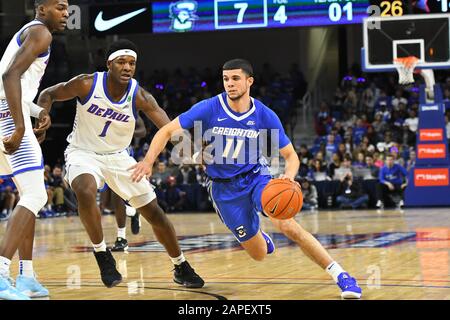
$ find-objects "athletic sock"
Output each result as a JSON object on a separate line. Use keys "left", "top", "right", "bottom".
{"left": 92, "top": 240, "right": 107, "bottom": 252}
{"left": 170, "top": 253, "right": 186, "bottom": 266}
{"left": 19, "top": 260, "right": 34, "bottom": 278}
{"left": 117, "top": 227, "right": 126, "bottom": 239}
{"left": 325, "top": 261, "right": 345, "bottom": 283}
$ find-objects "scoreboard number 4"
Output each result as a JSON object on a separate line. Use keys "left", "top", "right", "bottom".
{"left": 274, "top": 5, "right": 287, "bottom": 24}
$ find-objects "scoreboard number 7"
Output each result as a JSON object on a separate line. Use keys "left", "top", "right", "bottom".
{"left": 234, "top": 2, "right": 249, "bottom": 23}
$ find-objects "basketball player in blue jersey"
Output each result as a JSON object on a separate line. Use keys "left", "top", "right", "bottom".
{"left": 0, "top": 0, "right": 69, "bottom": 300}
{"left": 37, "top": 40, "right": 204, "bottom": 289}
{"left": 130, "top": 59, "right": 362, "bottom": 299}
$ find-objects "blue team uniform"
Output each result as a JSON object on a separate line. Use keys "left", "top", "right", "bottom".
{"left": 178, "top": 92, "right": 291, "bottom": 242}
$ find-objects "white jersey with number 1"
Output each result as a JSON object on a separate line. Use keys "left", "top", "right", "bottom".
{"left": 67, "top": 71, "right": 138, "bottom": 154}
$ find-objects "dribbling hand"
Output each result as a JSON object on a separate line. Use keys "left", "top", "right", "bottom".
{"left": 128, "top": 161, "right": 153, "bottom": 183}
{"left": 278, "top": 174, "right": 301, "bottom": 189}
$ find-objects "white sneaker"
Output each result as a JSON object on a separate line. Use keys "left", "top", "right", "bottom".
{"left": 376, "top": 200, "right": 384, "bottom": 209}
{"left": 397, "top": 200, "right": 404, "bottom": 209}
{"left": 0, "top": 275, "right": 30, "bottom": 300}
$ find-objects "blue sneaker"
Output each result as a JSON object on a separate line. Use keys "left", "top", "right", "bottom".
{"left": 0, "top": 275, "right": 30, "bottom": 300}
{"left": 15, "top": 275, "right": 49, "bottom": 298}
{"left": 337, "top": 272, "right": 362, "bottom": 299}
{"left": 261, "top": 230, "right": 275, "bottom": 254}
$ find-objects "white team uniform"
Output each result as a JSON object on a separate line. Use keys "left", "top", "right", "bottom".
{"left": 0, "top": 20, "right": 49, "bottom": 176}
{"left": 64, "top": 71, "right": 156, "bottom": 208}
{"left": 0, "top": 20, "right": 50, "bottom": 215}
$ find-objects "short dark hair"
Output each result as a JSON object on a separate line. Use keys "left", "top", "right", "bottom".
{"left": 34, "top": 0, "right": 49, "bottom": 9}
{"left": 222, "top": 59, "right": 253, "bottom": 77}
{"left": 106, "top": 39, "right": 139, "bottom": 61}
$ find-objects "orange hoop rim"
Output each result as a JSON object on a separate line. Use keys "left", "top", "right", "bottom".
{"left": 393, "top": 56, "right": 419, "bottom": 68}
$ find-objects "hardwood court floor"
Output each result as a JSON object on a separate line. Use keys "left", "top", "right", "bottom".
{"left": 1, "top": 208, "right": 449, "bottom": 300}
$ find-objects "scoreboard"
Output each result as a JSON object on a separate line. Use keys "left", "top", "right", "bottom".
{"left": 152, "top": 0, "right": 370, "bottom": 33}
{"left": 86, "top": 1, "right": 450, "bottom": 35}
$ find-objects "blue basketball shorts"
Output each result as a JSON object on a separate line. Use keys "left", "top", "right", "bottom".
{"left": 207, "top": 170, "right": 272, "bottom": 242}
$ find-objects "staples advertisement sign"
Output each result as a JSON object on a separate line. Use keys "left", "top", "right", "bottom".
{"left": 419, "top": 129, "right": 443, "bottom": 142}
{"left": 417, "top": 144, "right": 446, "bottom": 159}
{"left": 415, "top": 168, "right": 449, "bottom": 187}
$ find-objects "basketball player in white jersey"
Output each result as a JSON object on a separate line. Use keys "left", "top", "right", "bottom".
{"left": 37, "top": 39, "right": 204, "bottom": 288}
{"left": 0, "top": 0, "right": 69, "bottom": 300}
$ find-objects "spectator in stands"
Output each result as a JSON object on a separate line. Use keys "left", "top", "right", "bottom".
{"left": 391, "top": 88, "right": 408, "bottom": 110}
{"left": 372, "top": 113, "right": 387, "bottom": 140}
{"left": 403, "top": 109, "right": 418, "bottom": 146}
{"left": 325, "top": 134, "right": 338, "bottom": 163}
{"left": 309, "top": 159, "right": 327, "bottom": 181}
{"left": 330, "top": 126, "right": 343, "bottom": 145}
{"left": 152, "top": 161, "right": 171, "bottom": 186}
{"left": 406, "top": 149, "right": 416, "bottom": 171}
{"left": 365, "top": 155, "right": 380, "bottom": 179}
{"left": 298, "top": 144, "right": 313, "bottom": 165}
{"left": 176, "top": 165, "right": 197, "bottom": 185}
{"left": 298, "top": 178, "right": 318, "bottom": 210}
{"left": 315, "top": 101, "right": 332, "bottom": 136}
{"left": 297, "top": 155, "right": 310, "bottom": 178}
{"left": 361, "top": 86, "right": 376, "bottom": 113}
{"left": 376, "top": 154, "right": 408, "bottom": 209}
{"left": 374, "top": 152, "right": 384, "bottom": 168}
{"left": 0, "top": 177, "right": 17, "bottom": 221}
{"left": 353, "top": 152, "right": 366, "bottom": 168}
{"left": 336, "top": 172, "right": 369, "bottom": 209}
{"left": 376, "top": 131, "right": 395, "bottom": 154}
{"left": 48, "top": 165, "right": 66, "bottom": 216}
{"left": 374, "top": 90, "right": 392, "bottom": 112}
{"left": 343, "top": 88, "right": 358, "bottom": 110}
{"left": 336, "top": 143, "right": 347, "bottom": 161}
{"left": 327, "top": 153, "right": 341, "bottom": 179}
{"left": 165, "top": 176, "right": 186, "bottom": 213}
{"left": 353, "top": 118, "right": 368, "bottom": 146}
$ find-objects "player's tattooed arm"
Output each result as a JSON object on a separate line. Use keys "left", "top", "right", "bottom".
{"left": 135, "top": 86, "right": 171, "bottom": 129}
{"left": 37, "top": 74, "right": 94, "bottom": 112}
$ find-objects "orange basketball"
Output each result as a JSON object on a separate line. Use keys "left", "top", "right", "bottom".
{"left": 261, "top": 178, "right": 303, "bottom": 220}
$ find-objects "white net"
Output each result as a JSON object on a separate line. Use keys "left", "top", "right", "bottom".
{"left": 394, "top": 56, "right": 419, "bottom": 85}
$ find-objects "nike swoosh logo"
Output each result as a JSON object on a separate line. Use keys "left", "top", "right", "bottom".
{"left": 218, "top": 118, "right": 227, "bottom": 122}
{"left": 94, "top": 8, "right": 147, "bottom": 32}
{"left": 269, "top": 197, "right": 281, "bottom": 215}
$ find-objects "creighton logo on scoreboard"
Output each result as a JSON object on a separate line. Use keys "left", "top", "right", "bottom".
{"left": 169, "top": 0, "right": 199, "bottom": 32}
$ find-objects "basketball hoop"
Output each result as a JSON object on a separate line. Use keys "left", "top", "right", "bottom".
{"left": 394, "top": 56, "right": 419, "bottom": 85}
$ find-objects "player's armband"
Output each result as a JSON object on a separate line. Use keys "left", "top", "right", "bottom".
{"left": 29, "top": 102, "right": 44, "bottom": 118}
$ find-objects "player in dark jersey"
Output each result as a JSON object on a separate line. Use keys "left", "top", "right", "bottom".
{"left": 130, "top": 59, "right": 362, "bottom": 299}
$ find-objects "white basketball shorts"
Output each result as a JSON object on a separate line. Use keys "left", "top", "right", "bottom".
{"left": 64, "top": 146, "right": 156, "bottom": 208}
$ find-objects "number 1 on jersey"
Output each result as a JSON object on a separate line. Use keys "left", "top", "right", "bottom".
{"left": 99, "top": 120, "right": 112, "bottom": 137}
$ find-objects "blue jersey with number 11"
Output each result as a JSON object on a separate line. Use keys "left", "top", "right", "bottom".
{"left": 178, "top": 92, "right": 290, "bottom": 179}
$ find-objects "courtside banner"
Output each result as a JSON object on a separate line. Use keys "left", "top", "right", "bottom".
{"left": 419, "top": 129, "right": 443, "bottom": 142}
{"left": 414, "top": 168, "right": 449, "bottom": 186}
{"left": 417, "top": 144, "right": 446, "bottom": 159}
